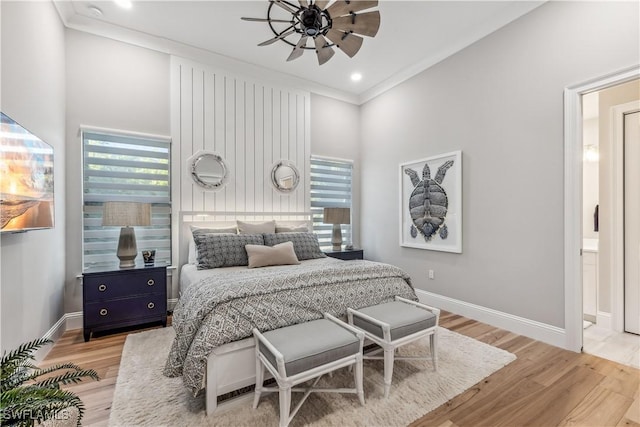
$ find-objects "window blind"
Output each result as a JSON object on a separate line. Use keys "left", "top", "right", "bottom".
{"left": 310, "top": 157, "right": 352, "bottom": 249}
{"left": 82, "top": 131, "right": 171, "bottom": 269}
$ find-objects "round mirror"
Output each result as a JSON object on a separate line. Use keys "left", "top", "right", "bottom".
{"left": 271, "top": 160, "right": 300, "bottom": 193}
{"left": 189, "top": 151, "right": 229, "bottom": 190}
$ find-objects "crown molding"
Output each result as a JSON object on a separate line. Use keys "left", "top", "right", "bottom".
{"left": 53, "top": 0, "right": 545, "bottom": 107}
{"left": 52, "top": 0, "right": 360, "bottom": 105}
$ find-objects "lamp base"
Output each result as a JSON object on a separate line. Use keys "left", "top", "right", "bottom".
{"left": 117, "top": 226, "right": 138, "bottom": 269}
{"left": 331, "top": 224, "right": 343, "bottom": 252}
{"left": 118, "top": 258, "right": 136, "bottom": 269}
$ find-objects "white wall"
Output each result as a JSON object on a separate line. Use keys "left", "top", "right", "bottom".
{"left": 64, "top": 29, "right": 170, "bottom": 312}
{"left": 310, "top": 94, "right": 361, "bottom": 248}
{"left": 1, "top": 1, "right": 67, "bottom": 351}
{"left": 360, "top": 1, "right": 639, "bottom": 328}
{"left": 172, "top": 57, "right": 310, "bottom": 216}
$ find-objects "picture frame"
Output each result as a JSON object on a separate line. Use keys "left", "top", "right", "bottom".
{"left": 399, "top": 150, "right": 462, "bottom": 253}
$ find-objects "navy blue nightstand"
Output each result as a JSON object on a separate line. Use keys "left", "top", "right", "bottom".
{"left": 324, "top": 249, "right": 364, "bottom": 261}
{"left": 82, "top": 264, "right": 167, "bottom": 341}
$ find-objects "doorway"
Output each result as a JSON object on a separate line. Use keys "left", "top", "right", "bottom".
{"left": 580, "top": 85, "right": 640, "bottom": 368}
{"left": 624, "top": 110, "right": 639, "bottom": 335}
{"left": 563, "top": 66, "right": 639, "bottom": 365}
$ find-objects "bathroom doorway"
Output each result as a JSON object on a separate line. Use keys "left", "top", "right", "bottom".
{"left": 580, "top": 80, "right": 640, "bottom": 369}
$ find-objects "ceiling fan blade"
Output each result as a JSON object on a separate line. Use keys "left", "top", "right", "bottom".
{"left": 331, "top": 10, "right": 380, "bottom": 37}
{"left": 241, "top": 17, "right": 294, "bottom": 23}
{"left": 287, "top": 36, "right": 308, "bottom": 61}
{"left": 258, "top": 28, "right": 296, "bottom": 46}
{"left": 326, "top": 29, "right": 363, "bottom": 57}
{"left": 298, "top": 0, "right": 309, "bottom": 6}
{"left": 314, "top": 34, "right": 335, "bottom": 65}
{"left": 272, "top": 0, "right": 299, "bottom": 14}
{"left": 313, "top": 0, "right": 329, "bottom": 10}
{"left": 326, "top": 0, "right": 377, "bottom": 18}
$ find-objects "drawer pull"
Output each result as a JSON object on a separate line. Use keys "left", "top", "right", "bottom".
{"left": 99, "top": 308, "right": 108, "bottom": 316}
{"left": 147, "top": 279, "right": 155, "bottom": 286}
{"left": 147, "top": 302, "right": 155, "bottom": 309}
{"left": 98, "top": 284, "right": 107, "bottom": 292}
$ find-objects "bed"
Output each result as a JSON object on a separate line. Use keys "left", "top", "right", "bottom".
{"left": 164, "top": 212, "right": 418, "bottom": 415}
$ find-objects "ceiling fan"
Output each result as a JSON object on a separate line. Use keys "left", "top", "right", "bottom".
{"left": 241, "top": 0, "right": 381, "bottom": 65}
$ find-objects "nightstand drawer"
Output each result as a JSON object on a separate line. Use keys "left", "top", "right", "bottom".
{"left": 84, "top": 269, "right": 165, "bottom": 301}
{"left": 84, "top": 294, "right": 167, "bottom": 326}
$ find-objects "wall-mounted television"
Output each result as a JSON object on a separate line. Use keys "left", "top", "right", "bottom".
{"left": 0, "top": 112, "right": 55, "bottom": 233}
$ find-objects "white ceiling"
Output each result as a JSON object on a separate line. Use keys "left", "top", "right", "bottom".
{"left": 54, "top": 0, "right": 544, "bottom": 104}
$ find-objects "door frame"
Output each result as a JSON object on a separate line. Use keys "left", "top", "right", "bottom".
{"left": 563, "top": 65, "right": 640, "bottom": 352}
{"left": 616, "top": 102, "right": 640, "bottom": 333}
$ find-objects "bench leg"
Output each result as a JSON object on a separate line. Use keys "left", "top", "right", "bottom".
{"left": 253, "top": 358, "right": 264, "bottom": 409}
{"left": 354, "top": 355, "right": 365, "bottom": 405}
{"left": 279, "top": 385, "right": 292, "bottom": 427}
{"left": 430, "top": 332, "right": 438, "bottom": 371}
{"left": 383, "top": 348, "right": 395, "bottom": 398}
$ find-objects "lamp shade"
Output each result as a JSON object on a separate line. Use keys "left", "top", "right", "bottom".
{"left": 323, "top": 207, "right": 350, "bottom": 225}
{"left": 102, "top": 202, "right": 151, "bottom": 227}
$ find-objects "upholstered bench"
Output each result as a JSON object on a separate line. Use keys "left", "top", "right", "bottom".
{"left": 252, "top": 314, "right": 365, "bottom": 427}
{"left": 347, "top": 296, "right": 440, "bottom": 398}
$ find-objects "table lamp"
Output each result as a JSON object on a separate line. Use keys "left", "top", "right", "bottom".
{"left": 323, "top": 207, "right": 350, "bottom": 251}
{"left": 102, "top": 201, "right": 151, "bottom": 268}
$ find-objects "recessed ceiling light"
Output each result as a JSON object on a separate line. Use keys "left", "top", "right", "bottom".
{"left": 88, "top": 6, "right": 103, "bottom": 17}
{"left": 113, "top": 0, "right": 132, "bottom": 9}
{"left": 351, "top": 72, "right": 363, "bottom": 82}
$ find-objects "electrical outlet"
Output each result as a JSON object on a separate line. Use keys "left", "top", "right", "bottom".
{"left": 428, "top": 269, "right": 435, "bottom": 280}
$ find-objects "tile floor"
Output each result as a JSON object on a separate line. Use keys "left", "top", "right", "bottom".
{"left": 583, "top": 324, "right": 640, "bottom": 369}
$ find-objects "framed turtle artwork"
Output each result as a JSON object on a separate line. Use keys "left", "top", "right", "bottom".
{"left": 399, "top": 151, "right": 462, "bottom": 253}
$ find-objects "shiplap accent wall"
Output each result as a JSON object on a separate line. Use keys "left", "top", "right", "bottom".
{"left": 170, "top": 56, "right": 311, "bottom": 215}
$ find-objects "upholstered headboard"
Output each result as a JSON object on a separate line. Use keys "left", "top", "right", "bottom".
{"left": 177, "top": 211, "right": 313, "bottom": 268}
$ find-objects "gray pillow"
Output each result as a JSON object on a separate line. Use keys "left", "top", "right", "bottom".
{"left": 237, "top": 220, "right": 276, "bottom": 234}
{"left": 194, "top": 233, "right": 264, "bottom": 269}
{"left": 189, "top": 226, "right": 238, "bottom": 264}
{"left": 275, "top": 225, "right": 309, "bottom": 233}
{"left": 263, "top": 232, "right": 326, "bottom": 261}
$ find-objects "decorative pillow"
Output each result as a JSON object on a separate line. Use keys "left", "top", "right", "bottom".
{"left": 188, "top": 226, "right": 238, "bottom": 264}
{"left": 194, "top": 233, "right": 264, "bottom": 269}
{"left": 263, "top": 232, "right": 326, "bottom": 261}
{"left": 275, "top": 225, "right": 309, "bottom": 233}
{"left": 237, "top": 220, "right": 276, "bottom": 235}
{"left": 245, "top": 241, "right": 300, "bottom": 268}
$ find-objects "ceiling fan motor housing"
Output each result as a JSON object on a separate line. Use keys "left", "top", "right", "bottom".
{"left": 301, "top": 6, "right": 323, "bottom": 36}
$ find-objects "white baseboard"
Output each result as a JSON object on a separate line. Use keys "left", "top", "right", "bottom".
{"left": 36, "top": 301, "right": 174, "bottom": 361}
{"left": 40, "top": 293, "right": 567, "bottom": 358}
{"left": 415, "top": 289, "right": 567, "bottom": 349}
{"left": 596, "top": 311, "right": 612, "bottom": 330}
{"left": 64, "top": 311, "right": 84, "bottom": 331}
{"left": 34, "top": 312, "right": 83, "bottom": 362}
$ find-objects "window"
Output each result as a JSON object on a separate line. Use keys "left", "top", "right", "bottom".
{"left": 82, "top": 131, "right": 171, "bottom": 269}
{"left": 310, "top": 156, "right": 352, "bottom": 249}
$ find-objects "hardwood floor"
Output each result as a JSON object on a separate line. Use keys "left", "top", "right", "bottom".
{"left": 41, "top": 312, "right": 640, "bottom": 427}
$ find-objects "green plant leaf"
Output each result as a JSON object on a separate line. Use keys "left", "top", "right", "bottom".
{"left": 0, "top": 338, "right": 99, "bottom": 427}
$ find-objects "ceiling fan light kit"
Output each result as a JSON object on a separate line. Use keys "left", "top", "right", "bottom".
{"left": 242, "top": 0, "right": 381, "bottom": 65}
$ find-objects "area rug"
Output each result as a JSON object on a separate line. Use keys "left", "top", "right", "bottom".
{"left": 109, "top": 327, "right": 515, "bottom": 427}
